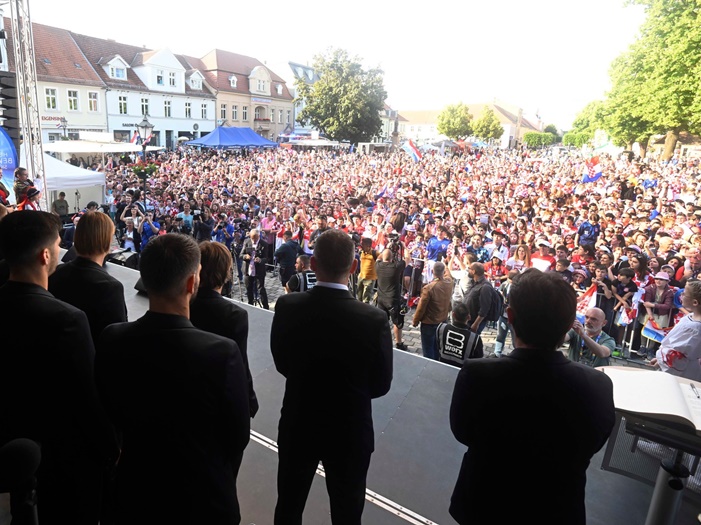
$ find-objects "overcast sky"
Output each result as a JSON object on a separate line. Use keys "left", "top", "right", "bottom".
{"left": 22, "top": 0, "right": 647, "bottom": 128}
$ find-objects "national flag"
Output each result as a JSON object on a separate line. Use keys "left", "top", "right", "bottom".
{"left": 401, "top": 139, "right": 422, "bottom": 162}
{"left": 642, "top": 320, "right": 668, "bottom": 344}
{"left": 375, "top": 184, "right": 387, "bottom": 199}
{"left": 142, "top": 134, "right": 152, "bottom": 145}
{"left": 575, "top": 284, "right": 598, "bottom": 323}
{"left": 583, "top": 156, "right": 602, "bottom": 183}
{"left": 130, "top": 132, "right": 140, "bottom": 144}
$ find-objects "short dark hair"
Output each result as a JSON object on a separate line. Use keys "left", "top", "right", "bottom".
{"left": 509, "top": 268, "right": 576, "bottom": 350}
{"left": 140, "top": 234, "right": 201, "bottom": 298}
{"left": 618, "top": 268, "right": 635, "bottom": 279}
{"left": 0, "top": 211, "right": 60, "bottom": 267}
{"left": 297, "top": 254, "right": 311, "bottom": 268}
{"left": 198, "top": 241, "right": 232, "bottom": 290}
{"left": 313, "top": 229, "right": 354, "bottom": 281}
{"left": 470, "top": 262, "right": 485, "bottom": 277}
{"left": 451, "top": 302, "right": 469, "bottom": 324}
{"left": 74, "top": 211, "right": 114, "bottom": 257}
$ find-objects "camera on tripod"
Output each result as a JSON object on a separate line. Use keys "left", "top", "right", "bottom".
{"left": 386, "top": 232, "right": 402, "bottom": 260}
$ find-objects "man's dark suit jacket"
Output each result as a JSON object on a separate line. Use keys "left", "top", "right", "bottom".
{"left": 0, "top": 281, "right": 118, "bottom": 525}
{"left": 190, "top": 288, "right": 259, "bottom": 417}
{"left": 240, "top": 237, "right": 269, "bottom": 275}
{"left": 96, "top": 312, "right": 250, "bottom": 525}
{"left": 449, "top": 348, "right": 615, "bottom": 525}
{"left": 48, "top": 257, "right": 128, "bottom": 343}
{"left": 271, "top": 285, "right": 393, "bottom": 454}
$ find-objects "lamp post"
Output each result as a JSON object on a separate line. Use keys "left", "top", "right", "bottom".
{"left": 136, "top": 114, "right": 155, "bottom": 210}
{"left": 59, "top": 117, "right": 68, "bottom": 138}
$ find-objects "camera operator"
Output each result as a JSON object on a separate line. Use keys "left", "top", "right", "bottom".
{"left": 167, "top": 216, "right": 187, "bottom": 234}
{"left": 213, "top": 213, "right": 235, "bottom": 251}
{"left": 137, "top": 209, "right": 160, "bottom": 251}
{"left": 375, "top": 248, "right": 408, "bottom": 350}
{"left": 193, "top": 207, "right": 215, "bottom": 243}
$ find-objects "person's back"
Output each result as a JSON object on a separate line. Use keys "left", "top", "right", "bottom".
{"left": 0, "top": 211, "right": 118, "bottom": 525}
{"left": 450, "top": 269, "right": 615, "bottom": 525}
{"left": 95, "top": 234, "right": 250, "bottom": 524}
{"left": 271, "top": 229, "right": 393, "bottom": 524}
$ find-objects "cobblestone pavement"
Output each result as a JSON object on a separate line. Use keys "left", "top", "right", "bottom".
{"left": 232, "top": 270, "right": 511, "bottom": 357}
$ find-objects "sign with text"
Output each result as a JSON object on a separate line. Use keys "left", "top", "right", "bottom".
{"left": 0, "top": 127, "right": 18, "bottom": 205}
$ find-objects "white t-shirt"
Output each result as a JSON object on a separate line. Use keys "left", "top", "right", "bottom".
{"left": 656, "top": 314, "right": 701, "bottom": 381}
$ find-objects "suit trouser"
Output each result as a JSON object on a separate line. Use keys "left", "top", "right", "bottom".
{"left": 274, "top": 443, "right": 371, "bottom": 525}
{"left": 245, "top": 273, "right": 269, "bottom": 309}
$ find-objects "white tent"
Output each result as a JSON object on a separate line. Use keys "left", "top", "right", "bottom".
{"left": 20, "top": 145, "right": 105, "bottom": 212}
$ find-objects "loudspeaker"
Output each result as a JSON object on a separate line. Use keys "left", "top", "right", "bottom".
{"left": 106, "top": 251, "right": 139, "bottom": 270}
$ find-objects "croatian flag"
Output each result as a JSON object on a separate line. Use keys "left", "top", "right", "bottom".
{"left": 130, "top": 132, "right": 140, "bottom": 144}
{"left": 402, "top": 140, "right": 422, "bottom": 162}
{"left": 583, "top": 156, "right": 602, "bottom": 183}
{"left": 142, "top": 134, "right": 152, "bottom": 145}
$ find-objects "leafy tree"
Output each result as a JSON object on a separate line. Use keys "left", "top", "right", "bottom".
{"left": 436, "top": 102, "right": 473, "bottom": 140}
{"left": 562, "top": 132, "right": 591, "bottom": 148}
{"left": 544, "top": 124, "right": 562, "bottom": 143}
{"left": 614, "top": 0, "right": 701, "bottom": 158}
{"left": 522, "top": 132, "right": 554, "bottom": 148}
{"left": 571, "top": 101, "right": 608, "bottom": 137}
{"left": 472, "top": 107, "right": 504, "bottom": 141}
{"left": 295, "top": 48, "right": 387, "bottom": 144}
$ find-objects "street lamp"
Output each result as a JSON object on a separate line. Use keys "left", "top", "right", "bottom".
{"left": 136, "top": 114, "right": 155, "bottom": 208}
{"left": 59, "top": 117, "right": 68, "bottom": 138}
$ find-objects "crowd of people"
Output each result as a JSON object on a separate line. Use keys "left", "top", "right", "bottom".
{"left": 1, "top": 143, "right": 701, "bottom": 524}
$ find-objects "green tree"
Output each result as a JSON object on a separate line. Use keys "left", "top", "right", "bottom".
{"left": 472, "top": 107, "right": 504, "bottom": 141}
{"left": 522, "top": 132, "right": 554, "bottom": 148}
{"left": 571, "top": 100, "right": 608, "bottom": 137}
{"left": 616, "top": 0, "right": 701, "bottom": 158}
{"left": 544, "top": 124, "right": 562, "bottom": 143}
{"left": 295, "top": 48, "right": 387, "bottom": 144}
{"left": 562, "top": 132, "right": 590, "bottom": 148}
{"left": 436, "top": 102, "right": 473, "bottom": 140}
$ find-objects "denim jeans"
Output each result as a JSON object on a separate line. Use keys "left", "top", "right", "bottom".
{"left": 420, "top": 323, "right": 439, "bottom": 360}
{"left": 495, "top": 316, "right": 514, "bottom": 355}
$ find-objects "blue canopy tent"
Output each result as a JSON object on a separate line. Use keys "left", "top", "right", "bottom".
{"left": 186, "top": 127, "right": 278, "bottom": 148}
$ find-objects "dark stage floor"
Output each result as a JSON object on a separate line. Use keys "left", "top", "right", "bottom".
{"left": 3, "top": 261, "right": 700, "bottom": 524}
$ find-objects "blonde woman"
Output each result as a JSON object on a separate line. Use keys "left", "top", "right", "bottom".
{"left": 506, "top": 244, "right": 531, "bottom": 272}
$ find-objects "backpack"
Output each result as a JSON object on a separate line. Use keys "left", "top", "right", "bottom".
{"left": 485, "top": 285, "right": 505, "bottom": 322}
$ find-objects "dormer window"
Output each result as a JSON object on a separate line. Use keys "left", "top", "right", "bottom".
{"left": 257, "top": 79, "right": 266, "bottom": 92}
{"left": 276, "top": 84, "right": 283, "bottom": 96}
{"left": 191, "top": 78, "right": 202, "bottom": 90}
{"left": 229, "top": 76, "right": 237, "bottom": 88}
{"left": 110, "top": 66, "right": 126, "bottom": 79}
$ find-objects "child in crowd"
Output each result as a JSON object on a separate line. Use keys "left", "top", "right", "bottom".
{"left": 651, "top": 280, "right": 701, "bottom": 381}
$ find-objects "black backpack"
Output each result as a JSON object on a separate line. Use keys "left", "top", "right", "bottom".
{"left": 485, "top": 285, "right": 505, "bottom": 322}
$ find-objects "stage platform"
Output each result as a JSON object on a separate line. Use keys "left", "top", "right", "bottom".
{"left": 3, "top": 261, "right": 701, "bottom": 524}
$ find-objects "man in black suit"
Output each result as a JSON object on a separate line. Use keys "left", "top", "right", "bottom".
{"left": 271, "top": 229, "right": 393, "bottom": 525}
{"left": 449, "top": 268, "right": 615, "bottom": 525}
{"left": 95, "top": 234, "right": 250, "bottom": 525}
{"left": 240, "top": 228, "right": 269, "bottom": 309}
{"left": 49, "top": 211, "right": 128, "bottom": 343}
{"left": 0, "top": 211, "right": 118, "bottom": 525}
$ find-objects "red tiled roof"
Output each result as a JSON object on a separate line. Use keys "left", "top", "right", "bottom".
{"left": 3, "top": 18, "right": 103, "bottom": 87}
{"left": 68, "top": 31, "right": 149, "bottom": 90}
{"left": 199, "top": 49, "right": 293, "bottom": 100}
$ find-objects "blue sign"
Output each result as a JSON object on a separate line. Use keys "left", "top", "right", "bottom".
{"left": 0, "top": 127, "right": 17, "bottom": 205}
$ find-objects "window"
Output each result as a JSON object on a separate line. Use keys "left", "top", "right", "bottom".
{"left": 141, "top": 98, "right": 149, "bottom": 116}
{"left": 257, "top": 79, "right": 265, "bottom": 92}
{"left": 169, "top": 72, "right": 176, "bottom": 87}
{"left": 242, "top": 106, "right": 248, "bottom": 121}
{"left": 232, "top": 105, "right": 238, "bottom": 120}
{"left": 276, "top": 84, "right": 283, "bottom": 96}
{"left": 67, "top": 90, "right": 79, "bottom": 111}
{"left": 229, "top": 76, "right": 237, "bottom": 88}
{"left": 156, "top": 70, "right": 164, "bottom": 85}
{"left": 45, "top": 88, "right": 57, "bottom": 110}
{"left": 164, "top": 100, "right": 171, "bottom": 118}
{"left": 109, "top": 66, "right": 126, "bottom": 79}
{"left": 119, "top": 96, "right": 128, "bottom": 115}
{"left": 254, "top": 107, "right": 262, "bottom": 120}
{"left": 185, "top": 102, "right": 191, "bottom": 119}
{"left": 279, "top": 109, "right": 283, "bottom": 124}
{"left": 201, "top": 103, "right": 207, "bottom": 119}
{"left": 220, "top": 104, "right": 226, "bottom": 119}
{"left": 191, "top": 78, "right": 202, "bottom": 90}
{"left": 88, "top": 92, "right": 99, "bottom": 112}
{"left": 286, "top": 110, "right": 291, "bottom": 124}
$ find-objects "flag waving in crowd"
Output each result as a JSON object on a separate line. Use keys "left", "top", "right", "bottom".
{"left": 402, "top": 139, "right": 423, "bottom": 162}
{"left": 582, "top": 156, "right": 602, "bottom": 183}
